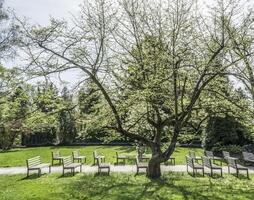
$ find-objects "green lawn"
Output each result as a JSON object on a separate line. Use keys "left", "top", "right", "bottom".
{"left": 0, "top": 173, "right": 253, "bottom": 200}
{"left": 0, "top": 146, "right": 203, "bottom": 167}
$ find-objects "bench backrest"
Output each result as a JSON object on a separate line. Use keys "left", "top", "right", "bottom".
{"left": 62, "top": 156, "right": 72, "bottom": 166}
{"left": 189, "top": 151, "right": 196, "bottom": 158}
{"left": 27, "top": 156, "right": 42, "bottom": 167}
{"left": 52, "top": 151, "right": 61, "bottom": 158}
{"left": 96, "top": 157, "right": 102, "bottom": 167}
{"left": 186, "top": 156, "right": 194, "bottom": 168}
{"left": 243, "top": 152, "right": 254, "bottom": 161}
{"left": 202, "top": 156, "right": 211, "bottom": 168}
{"left": 135, "top": 156, "right": 142, "bottom": 166}
{"left": 72, "top": 151, "right": 79, "bottom": 158}
{"left": 205, "top": 151, "right": 213, "bottom": 158}
{"left": 93, "top": 151, "right": 98, "bottom": 158}
{"left": 222, "top": 151, "right": 230, "bottom": 158}
{"left": 227, "top": 157, "right": 237, "bottom": 168}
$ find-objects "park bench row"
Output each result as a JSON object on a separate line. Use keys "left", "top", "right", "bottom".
{"left": 186, "top": 150, "right": 254, "bottom": 178}
{"left": 26, "top": 149, "right": 254, "bottom": 178}
{"left": 27, "top": 150, "right": 109, "bottom": 177}
{"left": 27, "top": 150, "right": 175, "bottom": 177}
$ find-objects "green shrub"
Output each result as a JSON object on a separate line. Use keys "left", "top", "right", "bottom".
{"left": 178, "top": 134, "right": 196, "bottom": 144}
{"left": 205, "top": 115, "right": 251, "bottom": 150}
{"left": 211, "top": 145, "right": 242, "bottom": 154}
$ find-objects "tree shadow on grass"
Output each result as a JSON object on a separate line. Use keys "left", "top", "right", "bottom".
{"left": 20, "top": 173, "right": 45, "bottom": 180}
{"left": 0, "top": 150, "right": 20, "bottom": 154}
{"left": 63, "top": 173, "right": 251, "bottom": 200}
{"left": 57, "top": 171, "right": 82, "bottom": 178}
{"left": 230, "top": 173, "right": 249, "bottom": 180}
{"left": 15, "top": 172, "right": 254, "bottom": 200}
{"left": 94, "top": 172, "right": 110, "bottom": 177}
{"left": 187, "top": 172, "right": 204, "bottom": 178}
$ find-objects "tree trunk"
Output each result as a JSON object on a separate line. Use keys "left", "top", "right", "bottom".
{"left": 147, "top": 157, "right": 161, "bottom": 179}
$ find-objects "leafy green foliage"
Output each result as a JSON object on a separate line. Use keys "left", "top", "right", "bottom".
{"left": 0, "top": 85, "right": 30, "bottom": 150}
{"left": 205, "top": 115, "right": 251, "bottom": 150}
{"left": 211, "top": 145, "right": 242, "bottom": 155}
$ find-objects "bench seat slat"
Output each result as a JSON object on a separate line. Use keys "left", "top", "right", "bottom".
{"left": 193, "top": 164, "right": 203, "bottom": 169}
{"left": 64, "top": 163, "right": 81, "bottom": 168}
{"left": 29, "top": 163, "right": 51, "bottom": 169}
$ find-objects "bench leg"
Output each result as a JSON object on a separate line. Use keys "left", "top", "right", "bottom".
{"left": 80, "top": 165, "right": 82, "bottom": 172}
{"left": 220, "top": 169, "right": 222, "bottom": 177}
{"left": 247, "top": 169, "right": 249, "bottom": 179}
{"left": 202, "top": 168, "right": 204, "bottom": 177}
{"left": 38, "top": 169, "right": 41, "bottom": 177}
{"left": 27, "top": 169, "right": 29, "bottom": 177}
{"left": 49, "top": 166, "right": 51, "bottom": 173}
{"left": 210, "top": 169, "right": 213, "bottom": 177}
{"left": 72, "top": 168, "right": 75, "bottom": 176}
{"left": 63, "top": 167, "right": 65, "bottom": 176}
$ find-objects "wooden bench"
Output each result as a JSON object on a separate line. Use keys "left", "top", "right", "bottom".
{"left": 164, "top": 157, "right": 176, "bottom": 165}
{"left": 97, "top": 157, "right": 110, "bottom": 174}
{"left": 222, "top": 151, "right": 230, "bottom": 159}
{"left": 93, "top": 151, "right": 105, "bottom": 165}
{"left": 205, "top": 150, "right": 222, "bottom": 166}
{"left": 227, "top": 157, "right": 249, "bottom": 178}
{"left": 186, "top": 156, "right": 204, "bottom": 176}
{"left": 189, "top": 151, "right": 202, "bottom": 163}
{"left": 222, "top": 151, "right": 238, "bottom": 163}
{"left": 202, "top": 156, "right": 222, "bottom": 177}
{"left": 52, "top": 151, "right": 65, "bottom": 165}
{"left": 140, "top": 154, "right": 151, "bottom": 162}
{"left": 72, "top": 151, "right": 86, "bottom": 163}
{"left": 62, "top": 156, "right": 82, "bottom": 176}
{"left": 26, "top": 156, "right": 51, "bottom": 177}
{"left": 115, "top": 152, "right": 127, "bottom": 165}
{"left": 136, "top": 156, "right": 148, "bottom": 174}
{"left": 242, "top": 152, "right": 254, "bottom": 165}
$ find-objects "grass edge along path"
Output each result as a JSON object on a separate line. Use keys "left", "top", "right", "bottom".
{"left": 0, "top": 146, "right": 203, "bottom": 167}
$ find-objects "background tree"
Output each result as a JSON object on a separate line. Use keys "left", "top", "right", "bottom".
{"left": 0, "top": 85, "right": 30, "bottom": 150}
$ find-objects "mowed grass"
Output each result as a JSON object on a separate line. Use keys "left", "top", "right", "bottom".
{"left": 0, "top": 146, "right": 203, "bottom": 167}
{"left": 0, "top": 173, "right": 253, "bottom": 200}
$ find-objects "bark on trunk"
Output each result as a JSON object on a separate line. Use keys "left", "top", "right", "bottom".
{"left": 147, "top": 158, "right": 161, "bottom": 179}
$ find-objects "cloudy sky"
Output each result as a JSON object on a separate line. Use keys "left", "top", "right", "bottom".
{"left": 4, "top": 0, "right": 85, "bottom": 87}
{"left": 5, "top": 0, "right": 83, "bottom": 25}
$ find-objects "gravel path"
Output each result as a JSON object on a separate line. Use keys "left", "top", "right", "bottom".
{"left": 0, "top": 165, "right": 254, "bottom": 175}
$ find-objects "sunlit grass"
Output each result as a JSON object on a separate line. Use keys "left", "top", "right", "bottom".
{"left": 0, "top": 146, "right": 203, "bottom": 167}
{"left": 0, "top": 173, "right": 253, "bottom": 200}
